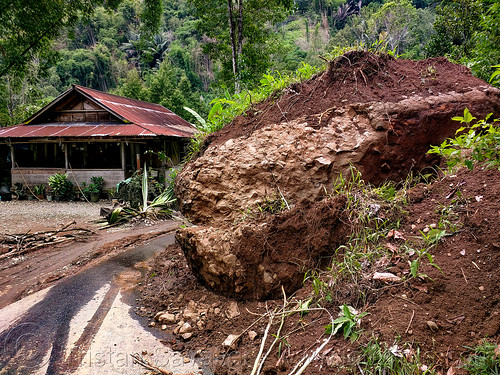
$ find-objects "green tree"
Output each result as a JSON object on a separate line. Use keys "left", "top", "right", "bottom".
{"left": 0, "top": 0, "right": 162, "bottom": 78}
{"left": 425, "top": 0, "right": 483, "bottom": 59}
{"left": 189, "top": 0, "right": 294, "bottom": 92}
{"left": 330, "top": 0, "right": 432, "bottom": 58}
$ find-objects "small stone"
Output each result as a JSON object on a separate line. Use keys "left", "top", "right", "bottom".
{"left": 222, "top": 334, "right": 240, "bottom": 349}
{"left": 372, "top": 272, "right": 401, "bottom": 283}
{"left": 158, "top": 313, "right": 176, "bottom": 324}
{"left": 181, "top": 332, "right": 193, "bottom": 341}
{"left": 263, "top": 271, "right": 274, "bottom": 284}
{"left": 423, "top": 227, "right": 430, "bottom": 233}
{"left": 184, "top": 357, "right": 190, "bottom": 363}
{"left": 214, "top": 308, "right": 221, "bottom": 315}
{"left": 225, "top": 301, "right": 240, "bottom": 319}
{"left": 161, "top": 324, "right": 167, "bottom": 330}
{"left": 248, "top": 331, "right": 258, "bottom": 341}
{"left": 179, "top": 322, "right": 193, "bottom": 334}
{"left": 426, "top": 321, "right": 439, "bottom": 332}
{"left": 429, "top": 223, "right": 437, "bottom": 229}
{"left": 197, "top": 320, "right": 205, "bottom": 330}
{"left": 148, "top": 322, "right": 156, "bottom": 327}
{"left": 154, "top": 311, "right": 166, "bottom": 321}
{"left": 479, "top": 286, "right": 485, "bottom": 291}
{"left": 326, "top": 353, "right": 342, "bottom": 368}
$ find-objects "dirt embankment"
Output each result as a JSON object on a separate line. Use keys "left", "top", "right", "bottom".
{"left": 141, "top": 167, "right": 500, "bottom": 375}
{"left": 175, "top": 51, "right": 500, "bottom": 300}
{"left": 136, "top": 52, "right": 500, "bottom": 374}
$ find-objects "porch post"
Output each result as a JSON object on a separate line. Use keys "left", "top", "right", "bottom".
{"left": 10, "top": 145, "right": 15, "bottom": 169}
{"left": 121, "top": 142, "right": 126, "bottom": 171}
{"left": 64, "top": 143, "right": 69, "bottom": 169}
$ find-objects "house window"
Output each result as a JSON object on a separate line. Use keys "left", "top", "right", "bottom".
{"left": 14, "top": 143, "right": 65, "bottom": 168}
{"left": 68, "top": 142, "right": 121, "bottom": 169}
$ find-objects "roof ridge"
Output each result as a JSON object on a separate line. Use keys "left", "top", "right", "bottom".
{"left": 72, "top": 84, "right": 170, "bottom": 111}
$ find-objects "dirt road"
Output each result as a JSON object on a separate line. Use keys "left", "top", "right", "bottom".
{"left": 0, "top": 221, "right": 202, "bottom": 375}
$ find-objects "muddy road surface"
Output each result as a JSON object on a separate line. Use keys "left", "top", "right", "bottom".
{"left": 0, "top": 222, "right": 201, "bottom": 375}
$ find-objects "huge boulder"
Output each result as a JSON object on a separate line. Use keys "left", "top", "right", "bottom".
{"left": 175, "top": 52, "right": 500, "bottom": 299}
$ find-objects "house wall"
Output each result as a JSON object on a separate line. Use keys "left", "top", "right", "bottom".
{"left": 12, "top": 168, "right": 125, "bottom": 190}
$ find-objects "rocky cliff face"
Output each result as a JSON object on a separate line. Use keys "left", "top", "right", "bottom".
{"left": 175, "top": 52, "right": 500, "bottom": 299}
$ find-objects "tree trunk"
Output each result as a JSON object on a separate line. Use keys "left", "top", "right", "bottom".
{"left": 227, "top": 0, "right": 240, "bottom": 93}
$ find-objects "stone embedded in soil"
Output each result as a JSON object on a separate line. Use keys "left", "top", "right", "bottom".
{"left": 326, "top": 353, "right": 342, "bottom": 368}
{"left": 372, "top": 272, "right": 402, "bottom": 283}
{"left": 225, "top": 301, "right": 240, "bottom": 319}
{"left": 426, "top": 320, "right": 439, "bottom": 332}
{"left": 222, "top": 334, "right": 240, "bottom": 349}
{"left": 176, "top": 197, "right": 347, "bottom": 299}
{"left": 179, "top": 322, "right": 193, "bottom": 335}
{"left": 248, "top": 331, "right": 258, "bottom": 341}
{"left": 175, "top": 52, "right": 500, "bottom": 300}
{"left": 157, "top": 312, "right": 176, "bottom": 324}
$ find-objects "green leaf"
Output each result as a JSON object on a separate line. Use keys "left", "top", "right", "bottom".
{"left": 183, "top": 106, "right": 206, "bottom": 130}
{"left": 208, "top": 101, "right": 222, "bottom": 121}
{"left": 465, "top": 159, "right": 474, "bottom": 170}
{"left": 410, "top": 259, "right": 419, "bottom": 277}
{"left": 462, "top": 108, "right": 476, "bottom": 124}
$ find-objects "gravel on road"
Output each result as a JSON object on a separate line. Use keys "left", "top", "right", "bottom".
{"left": 0, "top": 201, "right": 105, "bottom": 234}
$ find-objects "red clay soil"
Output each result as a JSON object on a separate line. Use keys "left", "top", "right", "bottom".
{"left": 139, "top": 166, "right": 500, "bottom": 374}
{"left": 178, "top": 196, "right": 349, "bottom": 300}
{"left": 207, "top": 51, "right": 490, "bottom": 149}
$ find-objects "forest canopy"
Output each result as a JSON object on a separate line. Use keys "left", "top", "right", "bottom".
{"left": 0, "top": 0, "right": 498, "bottom": 126}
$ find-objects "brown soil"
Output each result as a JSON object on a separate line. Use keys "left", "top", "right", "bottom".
{"left": 207, "top": 52, "right": 488, "bottom": 149}
{"left": 139, "top": 166, "right": 500, "bottom": 374}
{"left": 179, "top": 196, "right": 349, "bottom": 300}
{"left": 0, "top": 219, "right": 179, "bottom": 309}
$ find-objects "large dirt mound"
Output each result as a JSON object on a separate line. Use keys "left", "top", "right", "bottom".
{"left": 141, "top": 167, "right": 500, "bottom": 375}
{"left": 208, "top": 51, "right": 492, "bottom": 147}
{"left": 175, "top": 51, "right": 500, "bottom": 299}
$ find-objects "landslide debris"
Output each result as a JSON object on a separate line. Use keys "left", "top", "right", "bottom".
{"left": 175, "top": 51, "right": 500, "bottom": 299}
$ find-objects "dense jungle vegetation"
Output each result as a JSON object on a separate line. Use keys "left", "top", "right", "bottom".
{"left": 0, "top": 0, "right": 499, "bottom": 127}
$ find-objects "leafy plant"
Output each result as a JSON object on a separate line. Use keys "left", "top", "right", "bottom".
{"left": 403, "top": 228, "right": 445, "bottom": 279}
{"left": 48, "top": 173, "right": 74, "bottom": 200}
{"left": 325, "top": 304, "right": 368, "bottom": 342}
{"left": 106, "top": 163, "right": 175, "bottom": 225}
{"left": 428, "top": 109, "right": 500, "bottom": 170}
{"left": 490, "top": 64, "right": 500, "bottom": 86}
{"left": 90, "top": 176, "right": 104, "bottom": 193}
{"left": 33, "top": 184, "right": 45, "bottom": 196}
{"left": 462, "top": 340, "right": 500, "bottom": 375}
{"left": 116, "top": 168, "right": 163, "bottom": 209}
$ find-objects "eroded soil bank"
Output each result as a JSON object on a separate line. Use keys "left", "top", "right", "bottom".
{"left": 175, "top": 51, "right": 500, "bottom": 300}
{"left": 140, "top": 166, "right": 500, "bottom": 375}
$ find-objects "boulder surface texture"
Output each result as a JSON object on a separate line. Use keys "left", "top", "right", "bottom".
{"left": 175, "top": 52, "right": 500, "bottom": 299}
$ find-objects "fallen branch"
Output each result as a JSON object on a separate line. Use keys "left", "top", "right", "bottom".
{"left": 0, "top": 223, "right": 94, "bottom": 259}
{"left": 131, "top": 353, "right": 173, "bottom": 375}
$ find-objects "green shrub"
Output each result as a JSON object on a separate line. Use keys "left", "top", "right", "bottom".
{"left": 428, "top": 109, "right": 500, "bottom": 170}
{"left": 48, "top": 173, "right": 74, "bottom": 200}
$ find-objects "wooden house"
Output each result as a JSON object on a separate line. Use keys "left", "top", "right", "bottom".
{"left": 0, "top": 85, "right": 196, "bottom": 189}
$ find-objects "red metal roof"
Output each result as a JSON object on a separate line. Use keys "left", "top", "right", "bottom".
{"left": 0, "top": 123, "right": 157, "bottom": 138}
{"left": 0, "top": 85, "right": 197, "bottom": 139}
